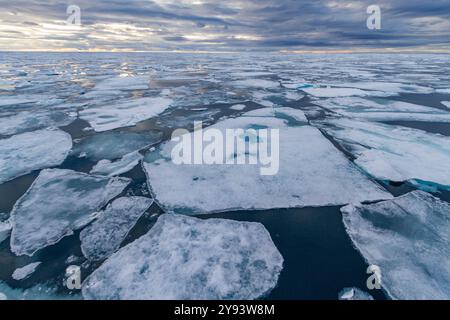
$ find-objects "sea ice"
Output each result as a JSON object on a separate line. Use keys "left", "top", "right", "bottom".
{"left": 337, "top": 82, "right": 434, "bottom": 95}
{"left": 341, "top": 191, "right": 450, "bottom": 300}
{"left": 82, "top": 214, "right": 283, "bottom": 300}
{"left": 142, "top": 111, "right": 391, "bottom": 214}
{"left": 83, "top": 75, "right": 150, "bottom": 98}
{"left": 71, "top": 131, "right": 162, "bottom": 161}
{"left": 314, "top": 97, "right": 450, "bottom": 122}
{"left": 90, "top": 151, "right": 143, "bottom": 177}
{"left": 442, "top": 101, "right": 450, "bottom": 109}
{"left": 338, "top": 287, "right": 374, "bottom": 300}
{"left": 314, "top": 118, "right": 450, "bottom": 189}
{"left": 0, "top": 128, "right": 72, "bottom": 184}
{"left": 10, "top": 169, "right": 130, "bottom": 256}
{"left": 303, "top": 87, "right": 386, "bottom": 98}
{"left": 79, "top": 97, "right": 172, "bottom": 132}
{"left": 0, "top": 281, "right": 78, "bottom": 300}
{"left": 12, "top": 262, "right": 41, "bottom": 281}
{"left": 80, "top": 197, "right": 153, "bottom": 261}
{"left": 230, "top": 104, "right": 246, "bottom": 111}
{"left": 0, "top": 110, "right": 75, "bottom": 136}
{"left": 232, "top": 79, "right": 280, "bottom": 89}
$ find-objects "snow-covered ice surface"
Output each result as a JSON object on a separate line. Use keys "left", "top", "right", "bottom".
{"left": 79, "top": 97, "right": 173, "bottom": 132}
{"left": 0, "top": 128, "right": 72, "bottom": 184}
{"left": 12, "top": 262, "right": 41, "bottom": 280}
{"left": 314, "top": 118, "right": 450, "bottom": 190}
{"left": 143, "top": 109, "right": 391, "bottom": 214}
{"left": 338, "top": 287, "right": 374, "bottom": 300}
{"left": 341, "top": 191, "right": 450, "bottom": 300}
{"left": 80, "top": 197, "right": 153, "bottom": 261}
{"left": 90, "top": 151, "right": 143, "bottom": 177}
{"left": 314, "top": 97, "right": 450, "bottom": 122}
{"left": 442, "top": 101, "right": 450, "bottom": 109}
{"left": 10, "top": 169, "right": 130, "bottom": 256}
{"left": 82, "top": 214, "right": 283, "bottom": 300}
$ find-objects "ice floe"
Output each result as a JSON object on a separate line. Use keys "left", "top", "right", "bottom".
{"left": 341, "top": 191, "right": 450, "bottom": 300}
{"left": 314, "top": 97, "right": 450, "bottom": 122}
{"left": 90, "top": 151, "right": 143, "bottom": 177}
{"left": 0, "top": 128, "right": 72, "bottom": 184}
{"left": 442, "top": 101, "right": 450, "bottom": 109}
{"left": 80, "top": 197, "right": 153, "bottom": 261}
{"left": 12, "top": 262, "right": 41, "bottom": 281}
{"left": 10, "top": 169, "right": 130, "bottom": 256}
{"left": 314, "top": 118, "right": 450, "bottom": 189}
{"left": 79, "top": 97, "right": 172, "bottom": 132}
{"left": 303, "top": 87, "right": 387, "bottom": 98}
{"left": 337, "top": 82, "right": 434, "bottom": 95}
{"left": 82, "top": 214, "right": 283, "bottom": 300}
{"left": 83, "top": 75, "right": 150, "bottom": 98}
{"left": 71, "top": 131, "right": 162, "bottom": 161}
{"left": 338, "top": 287, "right": 374, "bottom": 300}
{"left": 143, "top": 111, "right": 391, "bottom": 214}
{"left": 232, "top": 79, "right": 280, "bottom": 89}
{"left": 230, "top": 104, "right": 246, "bottom": 111}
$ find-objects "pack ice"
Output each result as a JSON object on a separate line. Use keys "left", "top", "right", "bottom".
{"left": 315, "top": 118, "right": 450, "bottom": 189}
{"left": 12, "top": 262, "right": 41, "bottom": 281}
{"left": 90, "top": 151, "right": 143, "bottom": 177}
{"left": 10, "top": 169, "right": 130, "bottom": 256}
{"left": 143, "top": 109, "right": 391, "bottom": 214}
{"left": 82, "top": 214, "right": 283, "bottom": 300}
{"left": 0, "top": 128, "right": 72, "bottom": 184}
{"left": 314, "top": 97, "right": 450, "bottom": 122}
{"left": 80, "top": 197, "right": 153, "bottom": 261}
{"left": 79, "top": 97, "right": 172, "bottom": 132}
{"left": 71, "top": 131, "right": 162, "bottom": 161}
{"left": 341, "top": 191, "right": 450, "bottom": 300}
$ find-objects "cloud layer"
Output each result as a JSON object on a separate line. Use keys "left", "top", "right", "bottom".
{"left": 0, "top": 0, "right": 449, "bottom": 51}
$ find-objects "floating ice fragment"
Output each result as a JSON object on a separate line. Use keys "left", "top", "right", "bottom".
{"left": 442, "top": 101, "right": 450, "bottom": 109}
{"left": 338, "top": 82, "right": 434, "bottom": 95}
{"left": 82, "top": 214, "right": 283, "bottom": 300}
{"left": 143, "top": 112, "right": 391, "bottom": 214}
{"left": 232, "top": 79, "right": 279, "bottom": 89}
{"left": 341, "top": 191, "right": 450, "bottom": 300}
{"left": 79, "top": 97, "right": 172, "bottom": 132}
{"left": 90, "top": 151, "right": 143, "bottom": 177}
{"left": 80, "top": 197, "right": 153, "bottom": 261}
{"left": 230, "top": 104, "right": 246, "bottom": 111}
{"left": 314, "top": 118, "right": 450, "bottom": 189}
{"left": 314, "top": 97, "right": 450, "bottom": 122}
{"left": 0, "top": 128, "right": 72, "bottom": 184}
{"left": 71, "top": 131, "right": 162, "bottom": 161}
{"left": 303, "top": 87, "right": 386, "bottom": 98}
{"left": 338, "top": 287, "right": 374, "bottom": 300}
{"left": 10, "top": 169, "right": 130, "bottom": 256}
{"left": 12, "top": 262, "right": 41, "bottom": 281}
{"left": 0, "top": 219, "right": 11, "bottom": 244}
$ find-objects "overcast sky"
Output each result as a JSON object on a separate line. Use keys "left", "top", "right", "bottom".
{"left": 0, "top": 0, "right": 449, "bottom": 52}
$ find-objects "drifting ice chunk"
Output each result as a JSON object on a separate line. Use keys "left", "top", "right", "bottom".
{"left": 232, "top": 79, "right": 280, "bottom": 89}
{"left": 80, "top": 97, "right": 172, "bottom": 132}
{"left": 71, "top": 131, "right": 162, "bottom": 161}
{"left": 0, "top": 110, "right": 75, "bottom": 136}
{"left": 82, "top": 214, "right": 283, "bottom": 300}
{"left": 0, "top": 281, "right": 77, "bottom": 300}
{"left": 442, "top": 101, "right": 450, "bottom": 109}
{"left": 315, "top": 118, "right": 450, "bottom": 189}
{"left": 341, "top": 191, "right": 450, "bottom": 300}
{"left": 437, "top": 88, "right": 450, "bottom": 94}
{"left": 90, "top": 151, "right": 143, "bottom": 177}
{"left": 12, "top": 262, "right": 41, "bottom": 280}
{"left": 337, "top": 82, "right": 434, "bottom": 95}
{"left": 303, "top": 87, "right": 387, "bottom": 98}
{"left": 0, "top": 128, "right": 72, "bottom": 184}
{"left": 10, "top": 169, "right": 130, "bottom": 256}
{"left": 230, "top": 104, "right": 246, "bottom": 111}
{"left": 83, "top": 75, "right": 150, "bottom": 98}
{"left": 0, "top": 219, "right": 11, "bottom": 244}
{"left": 338, "top": 287, "right": 374, "bottom": 300}
{"left": 142, "top": 112, "right": 391, "bottom": 214}
{"left": 315, "top": 97, "right": 450, "bottom": 122}
{"left": 80, "top": 197, "right": 153, "bottom": 261}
